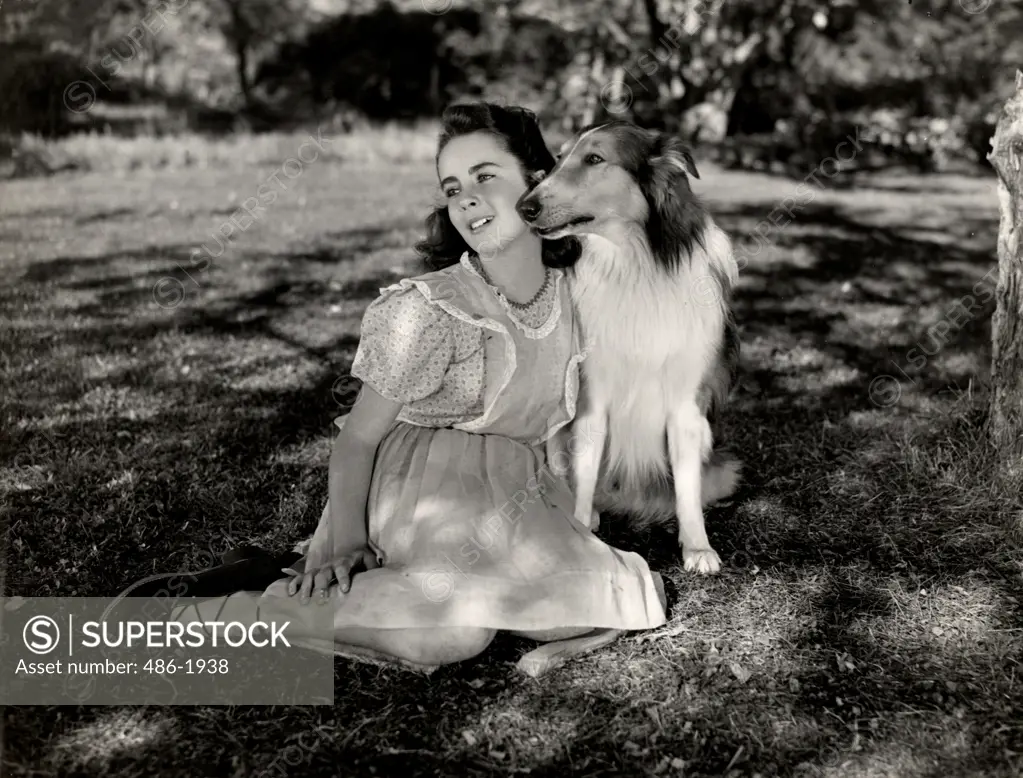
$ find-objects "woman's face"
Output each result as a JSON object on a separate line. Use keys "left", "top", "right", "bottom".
{"left": 437, "top": 131, "right": 533, "bottom": 257}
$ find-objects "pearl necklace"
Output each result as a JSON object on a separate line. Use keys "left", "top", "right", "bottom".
{"left": 473, "top": 255, "right": 552, "bottom": 310}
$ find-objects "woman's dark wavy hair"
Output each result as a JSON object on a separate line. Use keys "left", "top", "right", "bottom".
{"left": 414, "top": 102, "right": 581, "bottom": 271}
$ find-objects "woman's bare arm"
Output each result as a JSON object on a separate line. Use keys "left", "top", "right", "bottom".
{"left": 321, "top": 382, "right": 404, "bottom": 555}
{"left": 290, "top": 382, "right": 404, "bottom": 600}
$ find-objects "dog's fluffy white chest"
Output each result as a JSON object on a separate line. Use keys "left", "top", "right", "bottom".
{"left": 569, "top": 239, "right": 725, "bottom": 398}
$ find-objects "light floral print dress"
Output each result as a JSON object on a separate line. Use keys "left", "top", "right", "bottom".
{"left": 170, "top": 253, "right": 666, "bottom": 651}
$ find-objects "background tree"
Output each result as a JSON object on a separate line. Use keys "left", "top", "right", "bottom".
{"left": 988, "top": 70, "right": 1023, "bottom": 467}
{"left": 206, "top": 0, "right": 314, "bottom": 111}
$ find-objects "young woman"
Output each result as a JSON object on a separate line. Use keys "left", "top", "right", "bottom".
{"left": 138, "top": 102, "right": 669, "bottom": 674}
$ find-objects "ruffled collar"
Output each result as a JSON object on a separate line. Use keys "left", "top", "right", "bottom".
{"left": 458, "top": 251, "right": 562, "bottom": 334}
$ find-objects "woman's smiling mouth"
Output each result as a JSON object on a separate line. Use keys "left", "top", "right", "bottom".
{"left": 469, "top": 216, "right": 494, "bottom": 232}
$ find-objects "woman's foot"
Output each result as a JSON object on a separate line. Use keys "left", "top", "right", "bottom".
{"left": 516, "top": 629, "right": 623, "bottom": 678}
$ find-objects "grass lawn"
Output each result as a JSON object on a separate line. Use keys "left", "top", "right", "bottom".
{"left": 2, "top": 148, "right": 1021, "bottom": 777}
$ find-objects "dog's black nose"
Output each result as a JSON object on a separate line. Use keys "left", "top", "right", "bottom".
{"left": 517, "top": 197, "right": 542, "bottom": 222}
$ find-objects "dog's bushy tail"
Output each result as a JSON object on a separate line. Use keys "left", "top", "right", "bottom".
{"left": 594, "top": 451, "right": 742, "bottom": 529}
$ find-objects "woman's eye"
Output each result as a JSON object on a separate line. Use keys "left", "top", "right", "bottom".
{"left": 477, "top": 173, "right": 494, "bottom": 183}
{"left": 585, "top": 154, "right": 604, "bottom": 165}
{"left": 444, "top": 188, "right": 458, "bottom": 198}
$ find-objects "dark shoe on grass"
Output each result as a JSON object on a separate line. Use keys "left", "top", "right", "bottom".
{"left": 221, "top": 544, "right": 274, "bottom": 565}
{"left": 122, "top": 551, "right": 304, "bottom": 602}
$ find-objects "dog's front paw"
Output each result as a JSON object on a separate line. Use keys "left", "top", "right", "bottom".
{"left": 682, "top": 547, "right": 721, "bottom": 575}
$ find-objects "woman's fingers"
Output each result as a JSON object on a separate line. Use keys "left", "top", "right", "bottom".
{"left": 313, "top": 567, "right": 333, "bottom": 603}
{"left": 337, "top": 549, "right": 380, "bottom": 592}
{"left": 332, "top": 561, "right": 352, "bottom": 594}
{"left": 287, "top": 548, "right": 378, "bottom": 601}
{"left": 287, "top": 569, "right": 327, "bottom": 600}
{"left": 332, "top": 551, "right": 363, "bottom": 594}
{"left": 299, "top": 567, "right": 318, "bottom": 602}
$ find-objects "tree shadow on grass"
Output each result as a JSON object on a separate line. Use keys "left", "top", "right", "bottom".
{"left": 724, "top": 201, "right": 997, "bottom": 393}
{"left": 497, "top": 562, "right": 1023, "bottom": 778}
{"left": 4, "top": 229, "right": 418, "bottom": 598}
{"left": 8, "top": 653, "right": 521, "bottom": 778}
{"left": 12, "top": 220, "right": 417, "bottom": 299}
{"left": 73, "top": 207, "right": 138, "bottom": 226}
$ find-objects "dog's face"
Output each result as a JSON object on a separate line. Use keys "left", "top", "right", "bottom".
{"left": 516, "top": 122, "right": 703, "bottom": 255}
{"left": 515, "top": 124, "right": 648, "bottom": 240}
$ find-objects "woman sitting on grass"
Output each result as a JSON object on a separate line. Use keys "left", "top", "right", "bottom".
{"left": 137, "top": 102, "right": 669, "bottom": 675}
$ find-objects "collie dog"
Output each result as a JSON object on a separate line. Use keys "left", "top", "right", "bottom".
{"left": 516, "top": 121, "right": 742, "bottom": 574}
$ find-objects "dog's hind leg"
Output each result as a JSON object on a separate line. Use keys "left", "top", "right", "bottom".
{"left": 667, "top": 402, "right": 721, "bottom": 574}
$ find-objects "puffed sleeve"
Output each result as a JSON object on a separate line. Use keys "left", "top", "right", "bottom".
{"left": 349, "top": 286, "right": 454, "bottom": 405}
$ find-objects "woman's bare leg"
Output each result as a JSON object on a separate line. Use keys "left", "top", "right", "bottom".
{"left": 330, "top": 626, "right": 496, "bottom": 668}
{"left": 169, "top": 581, "right": 496, "bottom": 671}
{"left": 510, "top": 627, "right": 594, "bottom": 641}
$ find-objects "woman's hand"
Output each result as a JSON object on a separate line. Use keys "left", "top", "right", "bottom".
{"left": 286, "top": 546, "right": 380, "bottom": 604}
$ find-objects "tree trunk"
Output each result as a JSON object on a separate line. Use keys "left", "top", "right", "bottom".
{"left": 988, "top": 69, "right": 1023, "bottom": 462}
{"left": 235, "top": 40, "right": 252, "bottom": 108}
{"left": 641, "top": 0, "right": 666, "bottom": 50}
{"left": 224, "top": 0, "right": 253, "bottom": 110}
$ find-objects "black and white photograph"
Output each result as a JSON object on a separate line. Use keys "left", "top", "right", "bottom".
{"left": 2, "top": 0, "right": 1022, "bottom": 775}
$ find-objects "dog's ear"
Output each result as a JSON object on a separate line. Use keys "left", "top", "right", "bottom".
{"left": 641, "top": 132, "right": 707, "bottom": 268}
{"left": 650, "top": 134, "right": 700, "bottom": 180}
{"left": 642, "top": 133, "right": 701, "bottom": 214}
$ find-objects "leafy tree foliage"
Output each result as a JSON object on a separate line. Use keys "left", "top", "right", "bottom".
{"left": 0, "top": 0, "right": 1017, "bottom": 168}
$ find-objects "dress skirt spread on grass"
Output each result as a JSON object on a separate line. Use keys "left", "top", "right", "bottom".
{"left": 169, "top": 252, "right": 667, "bottom": 658}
